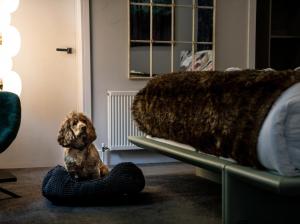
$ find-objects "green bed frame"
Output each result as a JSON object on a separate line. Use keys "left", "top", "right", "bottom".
{"left": 129, "top": 136, "right": 300, "bottom": 224}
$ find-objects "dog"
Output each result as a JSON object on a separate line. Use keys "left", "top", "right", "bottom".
{"left": 57, "top": 112, "right": 109, "bottom": 180}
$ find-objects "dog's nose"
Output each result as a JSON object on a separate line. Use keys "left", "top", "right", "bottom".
{"left": 81, "top": 125, "right": 86, "bottom": 131}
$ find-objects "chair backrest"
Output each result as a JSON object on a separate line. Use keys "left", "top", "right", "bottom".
{"left": 0, "top": 91, "right": 21, "bottom": 153}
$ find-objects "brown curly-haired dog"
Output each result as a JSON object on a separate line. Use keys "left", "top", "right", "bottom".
{"left": 58, "top": 112, "right": 109, "bottom": 180}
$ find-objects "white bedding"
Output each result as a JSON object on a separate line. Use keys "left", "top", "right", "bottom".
{"left": 258, "top": 82, "right": 300, "bottom": 176}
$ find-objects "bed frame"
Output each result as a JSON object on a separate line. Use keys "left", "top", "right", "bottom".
{"left": 129, "top": 136, "right": 300, "bottom": 224}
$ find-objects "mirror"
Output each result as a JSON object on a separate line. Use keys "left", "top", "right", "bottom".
{"left": 129, "top": 0, "right": 215, "bottom": 79}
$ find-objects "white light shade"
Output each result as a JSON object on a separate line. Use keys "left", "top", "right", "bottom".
{"left": 0, "top": 53, "right": 13, "bottom": 73}
{"left": 1, "top": 70, "right": 22, "bottom": 96}
{"left": 0, "top": 0, "right": 19, "bottom": 13}
{"left": 0, "top": 13, "right": 11, "bottom": 29}
{"left": 0, "top": 25, "right": 21, "bottom": 57}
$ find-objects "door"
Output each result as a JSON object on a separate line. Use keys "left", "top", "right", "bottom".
{"left": 0, "top": 0, "right": 80, "bottom": 168}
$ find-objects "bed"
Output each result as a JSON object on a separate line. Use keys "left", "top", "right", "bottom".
{"left": 129, "top": 69, "right": 300, "bottom": 224}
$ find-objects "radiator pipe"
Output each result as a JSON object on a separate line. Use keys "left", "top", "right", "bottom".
{"left": 100, "top": 143, "right": 110, "bottom": 162}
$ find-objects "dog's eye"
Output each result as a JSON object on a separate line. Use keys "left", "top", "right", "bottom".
{"left": 72, "top": 120, "right": 78, "bottom": 126}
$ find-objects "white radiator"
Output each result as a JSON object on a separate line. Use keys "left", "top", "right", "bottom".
{"left": 107, "top": 91, "right": 144, "bottom": 150}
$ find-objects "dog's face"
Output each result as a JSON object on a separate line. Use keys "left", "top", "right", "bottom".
{"left": 57, "top": 112, "right": 96, "bottom": 149}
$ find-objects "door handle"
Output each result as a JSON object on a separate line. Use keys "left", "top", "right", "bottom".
{"left": 56, "top": 48, "right": 72, "bottom": 54}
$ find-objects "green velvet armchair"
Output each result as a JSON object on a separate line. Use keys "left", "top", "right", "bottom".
{"left": 0, "top": 91, "right": 21, "bottom": 198}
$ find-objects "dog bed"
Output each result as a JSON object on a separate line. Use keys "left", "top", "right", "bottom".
{"left": 42, "top": 162, "right": 145, "bottom": 205}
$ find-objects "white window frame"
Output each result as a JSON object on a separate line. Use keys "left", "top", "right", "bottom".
{"left": 128, "top": 0, "right": 216, "bottom": 79}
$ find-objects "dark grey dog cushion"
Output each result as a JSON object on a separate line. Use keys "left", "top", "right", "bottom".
{"left": 42, "top": 162, "right": 145, "bottom": 205}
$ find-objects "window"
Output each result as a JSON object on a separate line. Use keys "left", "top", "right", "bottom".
{"left": 129, "top": 0, "right": 215, "bottom": 79}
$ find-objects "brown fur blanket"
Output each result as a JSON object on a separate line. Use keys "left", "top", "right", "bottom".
{"left": 132, "top": 70, "right": 300, "bottom": 168}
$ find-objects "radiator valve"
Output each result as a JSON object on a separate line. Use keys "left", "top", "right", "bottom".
{"left": 101, "top": 143, "right": 110, "bottom": 152}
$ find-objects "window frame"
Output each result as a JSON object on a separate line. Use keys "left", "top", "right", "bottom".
{"left": 128, "top": 0, "right": 216, "bottom": 79}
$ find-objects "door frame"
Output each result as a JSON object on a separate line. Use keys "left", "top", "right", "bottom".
{"left": 76, "top": 0, "right": 92, "bottom": 118}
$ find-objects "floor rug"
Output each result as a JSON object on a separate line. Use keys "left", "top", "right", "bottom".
{"left": 0, "top": 166, "right": 221, "bottom": 224}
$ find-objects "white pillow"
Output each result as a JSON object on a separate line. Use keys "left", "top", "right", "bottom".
{"left": 257, "top": 82, "right": 300, "bottom": 176}
{"left": 294, "top": 66, "right": 300, "bottom": 71}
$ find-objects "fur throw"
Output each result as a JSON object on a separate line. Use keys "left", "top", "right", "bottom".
{"left": 132, "top": 70, "right": 300, "bottom": 168}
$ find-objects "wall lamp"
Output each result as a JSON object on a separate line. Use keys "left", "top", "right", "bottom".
{"left": 0, "top": 0, "right": 22, "bottom": 96}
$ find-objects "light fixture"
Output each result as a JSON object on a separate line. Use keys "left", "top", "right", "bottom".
{"left": 0, "top": 13, "right": 11, "bottom": 29}
{"left": 0, "top": 53, "right": 13, "bottom": 73}
{"left": 0, "top": 0, "right": 20, "bottom": 13}
{"left": 0, "top": 71, "right": 22, "bottom": 95}
{"left": 0, "top": 0, "right": 21, "bottom": 96}
{"left": 0, "top": 25, "right": 21, "bottom": 57}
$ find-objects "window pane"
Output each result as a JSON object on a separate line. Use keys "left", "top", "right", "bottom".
{"left": 173, "top": 43, "right": 193, "bottom": 72}
{"left": 153, "top": 46, "right": 172, "bottom": 75}
{"left": 131, "top": 41, "right": 150, "bottom": 47}
{"left": 175, "top": 0, "right": 193, "bottom": 5}
{"left": 271, "top": 1, "right": 300, "bottom": 36}
{"left": 196, "top": 8, "right": 213, "bottom": 42}
{"left": 130, "top": 5, "right": 150, "bottom": 40}
{"left": 153, "top": 0, "right": 172, "bottom": 4}
{"left": 174, "top": 6, "right": 193, "bottom": 42}
{"left": 196, "top": 44, "right": 212, "bottom": 51}
{"left": 130, "top": 44, "right": 151, "bottom": 78}
{"left": 153, "top": 6, "right": 172, "bottom": 41}
{"left": 197, "top": 0, "right": 213, "bottom": 7}
{"left": 193, "top": 44, "right": 213, "bottom": 71}
{"left": 270, "top": 38, "right": 300, "bottom": 70}
{"left": 130, "top": 0, "right": 150, "bottom": 3}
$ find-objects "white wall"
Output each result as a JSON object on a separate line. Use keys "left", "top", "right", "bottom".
{"left": 0, "top": 0, "right": 78, "bottom": 169}
{"left": 90, "top": 0, "right": 176, "bottom": 165}
{"left": 90, "top": 0, "right": 256, "bottom": 166}
{"left": 215, "top": 0, "right": 256, "bottom": 69}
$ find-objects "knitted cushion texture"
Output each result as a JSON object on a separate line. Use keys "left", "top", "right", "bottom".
{"left": 42, "top": 162, "right": 145, "bottom": 205}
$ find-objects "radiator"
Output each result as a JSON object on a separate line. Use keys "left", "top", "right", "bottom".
{"left": 107, "top": 91, "right": 144, "bottom": 150}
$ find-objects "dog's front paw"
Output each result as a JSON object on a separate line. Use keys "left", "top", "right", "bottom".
{"left": 100, "top": 164, "right": 109, "bottom": 177}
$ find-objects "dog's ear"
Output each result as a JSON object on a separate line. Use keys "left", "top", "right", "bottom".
{"left": 82, "top": 114, "right": 97, "bottom": 143}
{"left": 57, "top": 117, "right": 74, "bottom": 147}
{"left": 87, "top": 123, "right": 97, "bottom": 143}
